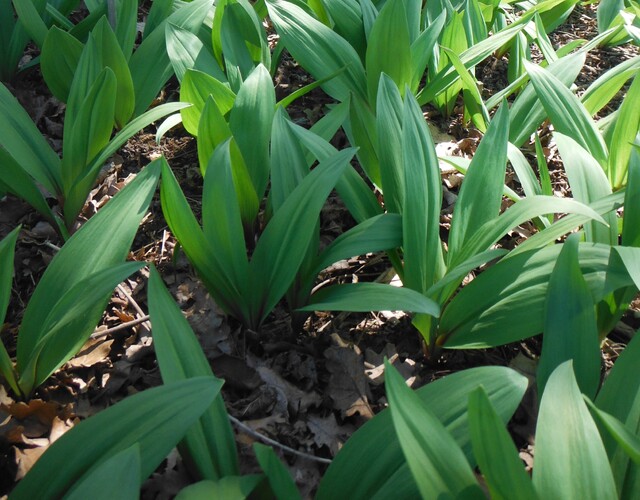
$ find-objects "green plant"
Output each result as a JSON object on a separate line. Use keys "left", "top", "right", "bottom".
{"left": 0, "top": 159, "right": 162, "bottom": 398}
{"left": 10, "top": 376, "right": 222, "bottom": 499}
{"left": 301, "top": 81, "right": 624, "bottom": 356}
{"left": 0, "top": 53, "right": 184, "bottom": 236}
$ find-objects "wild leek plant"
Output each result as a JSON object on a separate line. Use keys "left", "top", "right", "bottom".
{"left": 0, "top": 38, "right": 185, "bottom": 236}
{"left": 0, "top": 160, "right": 161, "bottom": 398}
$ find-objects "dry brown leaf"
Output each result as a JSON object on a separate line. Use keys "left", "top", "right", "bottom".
{"left": 66, "top": 339, "right": 114, "bottom": 369}
{"left": 256, "top": 367, "right": 321, "bottom": 416}
{"left": 307, "top": 414, "right": 353, "bottom": 456}
{"left": 324, "top": 345, "right": 373, "bottom": 419}
{"left": 14, "top": 446, "right": 46, "bottom": 481}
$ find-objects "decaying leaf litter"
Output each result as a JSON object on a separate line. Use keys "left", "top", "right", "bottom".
{"left": 0, "top": 2, "right": 639, "bottom": 497}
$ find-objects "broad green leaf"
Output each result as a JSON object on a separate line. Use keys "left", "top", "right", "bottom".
{"left": 366, "top": 0, "right": 412, "bottom": 104}
{"left": 317, "top": 366, "right": 528, "bottom": 500}
{"left": 596, "top": 332, "right": 640, "bottom": 496}
{"left": 196, "top": 95, "right": 232, "bottom": 170}
{"left": 17, "top": 160, "right": 161, "bottom": 373}
{"left": 508, "top": 51, "right": 585, "bottom": 147}
{"left": 608, "top": 74, "right": 640, "bottom": 189}
{"left": 166, "top": 22, "right": 225, "bottom": 83}
{"left": 181, "top": 69, "right": 235, "bottom": 135}
{"left": 417, "top": 20, "right": 526, "bottom": 105}
{"left": 533, "top": 362, "right": 616, "bottom": 499}
{"left": 622, "top": 152, "right": 640, "bottom": 247}
{"left": 452, "top": 195, "right": 607, "bottom": 267}
{"left": 431, "top": 12, "right": 466, "bottom": 116}
{"left": 402, "top": 89, "right": 444, "bottom": 293}
{"left": 249, "top": 148, "right": 356, "bottom": 326}
{"left": 448, "top": 102, "right": 509, "bottom": 263}
{"left": 114, "top": 0, "right": 138, "bottom": 57}
{"left": 385, "top": 361, "right": 484, "bottom": 498}
{"left": 202, "top": 141, "right": 250, "bottom": 302}
{"left": 130, "top": 0, "right": 214, "bottom": 116}
{"left": 598, "top": 0, "right": 625, "bottom": 30}
{"left": 64, "top": 102, "right": 189, "bottom": 225}
{"left": 0, "top": 149, "right": 58, "bottom": 228}
{"left": 160, "top": 161, "right": 246, "bottom": 319}
{"left": 301, "top": 282, "right": 440, "bottom": 316}
{"left": 508, "top": 143, "right": 542, "bottom": 198}
{"left": 555, "top": 133, "right": 617, "bottom": 245}
{"left": 12, "top": 0, "right": 47, "bottom": 47}
{"left": 18, "top": 261, "right": 144, "bottom": 394}
{"left": 441, "top": 244, "right": 637, "bottom": 348}
{"left": 537, "top": 234, "right": 601, "bottom": 399}
{"left": 175, "top": 476, "right": 264, "bottom": 500}
{"left": 254, "top": 443, "right": 302, "bottom": 500}
{"left": 61, "top": 68, "right": 117, "bottom": 220}
{"left": 581, "top": 56, "right": 640, "bottom": 115}
{"left": 376, "top": 74, "right": 405, "bottom": 213}
{"left": 524, "top": 60, "right": 608, "bottom": 166}
{"left": 468, "top": 387, "right": 537, "bottom": 500}
{"left": 409, "top": 11, "right": 446, "bottom": 92}
{"left": 323, "top": 0, "right": 367, "bottom": 59}
{"left": 310, "top": 213, "right": 402, "bottom": 278}
{"left": 229, "top": 64, "right": 275, "bottom": 199}
{"left": 91, "top": 16, "right": 135, "bottom": 128}
{"left": 266, "top": 0, "right": 367, "bottom": 102}
{"left": 0, "top": 227, "right": 20, "bottom": 396}
{"left": 41, "top": 26, "right": 83, "bottom": 102}
{"left": 148, "top": 267, "right": 239, "bottom": 480}
{"left": 64, "top": 445, "right": 141, "bottom": 500}
{"left": 11, "top": 377, "right": 221, "bottom": 500}
{"left": 0, "top": 83, "right": 61, "bottom": 195}
{"left": 586, "top": 400, "right": 640, "bottom": 465}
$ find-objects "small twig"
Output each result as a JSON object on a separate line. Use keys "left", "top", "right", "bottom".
{"left": 90, "top": 315, "right": 151, "bottom": 339}
{"left": 228, "top": 414, "right": 332, "bottom": 465}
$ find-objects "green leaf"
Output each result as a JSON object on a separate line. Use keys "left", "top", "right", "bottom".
{"left": 468, "top": 387, "right": 537, "bottom": 500}
{"left": 376, "top": 74, "right": 405, "bottom": 213}
{"left": 180, "top": 69, "right": 236, "bottom": 137}
{"left": 61, "top": 68, "right": 117, "bottom": 224}
{"left": 249, "top": 148, "right": 356, "bottom": 326}
{"left": 90, "top": 16, "right": 135, "bottom": 129}
{"left": 160, "top": 160, "right": 246, "bottom": 319}
{"left": 448, "top": 101, "right": 509, "bottom": 263}
{"left": 130, "top": 0, "right": 214, "bottom": 116}
{"left": 524, "top": 60, "right": 608, "bottom": 167}
{"left": 554, "top": 132, "right": 616, "bottom": 245}
{"left": 608, "top": 74, "right": 640, "bottom": 189}
{"left": 229, "top": 64, "right": 275, "bottom": 199}
{"left": 365, "top": 0, "right": 412, "bottom": 104}
{"left": 254, "top": 443, "right": 302, "bottom": 500}
{"left": 166, "top": 22, "right": 225, "bottom": 83}
{"left": 401, "top": 90, "right": 444, "bottom": 293}
{"left": 409, "top": 11, "right": 446, "bottom": 92}
{"left": 40, "top": 26, "right": 83, "bottom": 102}
{"left": 537, "top": 234, "right": 601, "bottom": 399}
{"left": 385, "top": 361, "right": 484, "bottom": 498}
{"left": 64, "top": 102, "right": 189, "bottom": 225}
{"left": 11, "top": 377, "right": 221, "bottom": 500}
{"left": 64, "top": 445, "right": 141, "bottom": 500}
{"left": 317, "top": 366, "right": 527, "bottom": 500}
{"left": 581, "top": 55, "right": 640, "bottom": 116}
{"left": 12, "top": 0, "right": 48, "bottom": 48}
{"left": 18, "top": 261, "right": 144, "bottom": 394}
{"left": 595, "top": 330, "right": 640, "bottom": 496}
{"left": 0, "top": 149, "right": 58, "bottom": 229}
{"left": 586, "top": 400, "right": 640, "bottom": 465}
{"left": 0, "top": 83, "right": 61, "bottom": 195}
{"left": 0, "top": 227, "right": 20, "bottom": 396}
{"left": 202, "top": 141, "right": 250, "bottom": 309}
{"left": 310, "top": 213, "right": 402, "bottom": 278}
{"left": 175, "top": 476, "right": 264, "bottom": 500}
{"left": 16, "top": 160, "right": 161, "bottom": 376}
{"left": 266, "top": 0, "right": 367, "bottom": 102}
{"left": 441, "top": 244, "right": 637, "bottom": 348}
{"left": 148, "top": 267, "right": 239, "bottom": 479}
{"left": 533, "top": 362, "right": 617, "bottom": 499}
{"left": 301, "top": 283, "right": 440, "bottom": 317}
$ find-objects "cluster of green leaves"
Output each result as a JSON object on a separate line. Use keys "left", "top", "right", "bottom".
{"left": 1, "top": 0, "right": 640, "bottom": 497}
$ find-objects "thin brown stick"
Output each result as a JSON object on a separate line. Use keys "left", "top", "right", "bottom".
{"left": 228, "top": 415, "right": 332, "bottom": 464}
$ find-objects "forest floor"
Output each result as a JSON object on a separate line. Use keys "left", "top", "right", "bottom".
{"left": 0, "top": 3, "right": 639, "bottom": 498}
